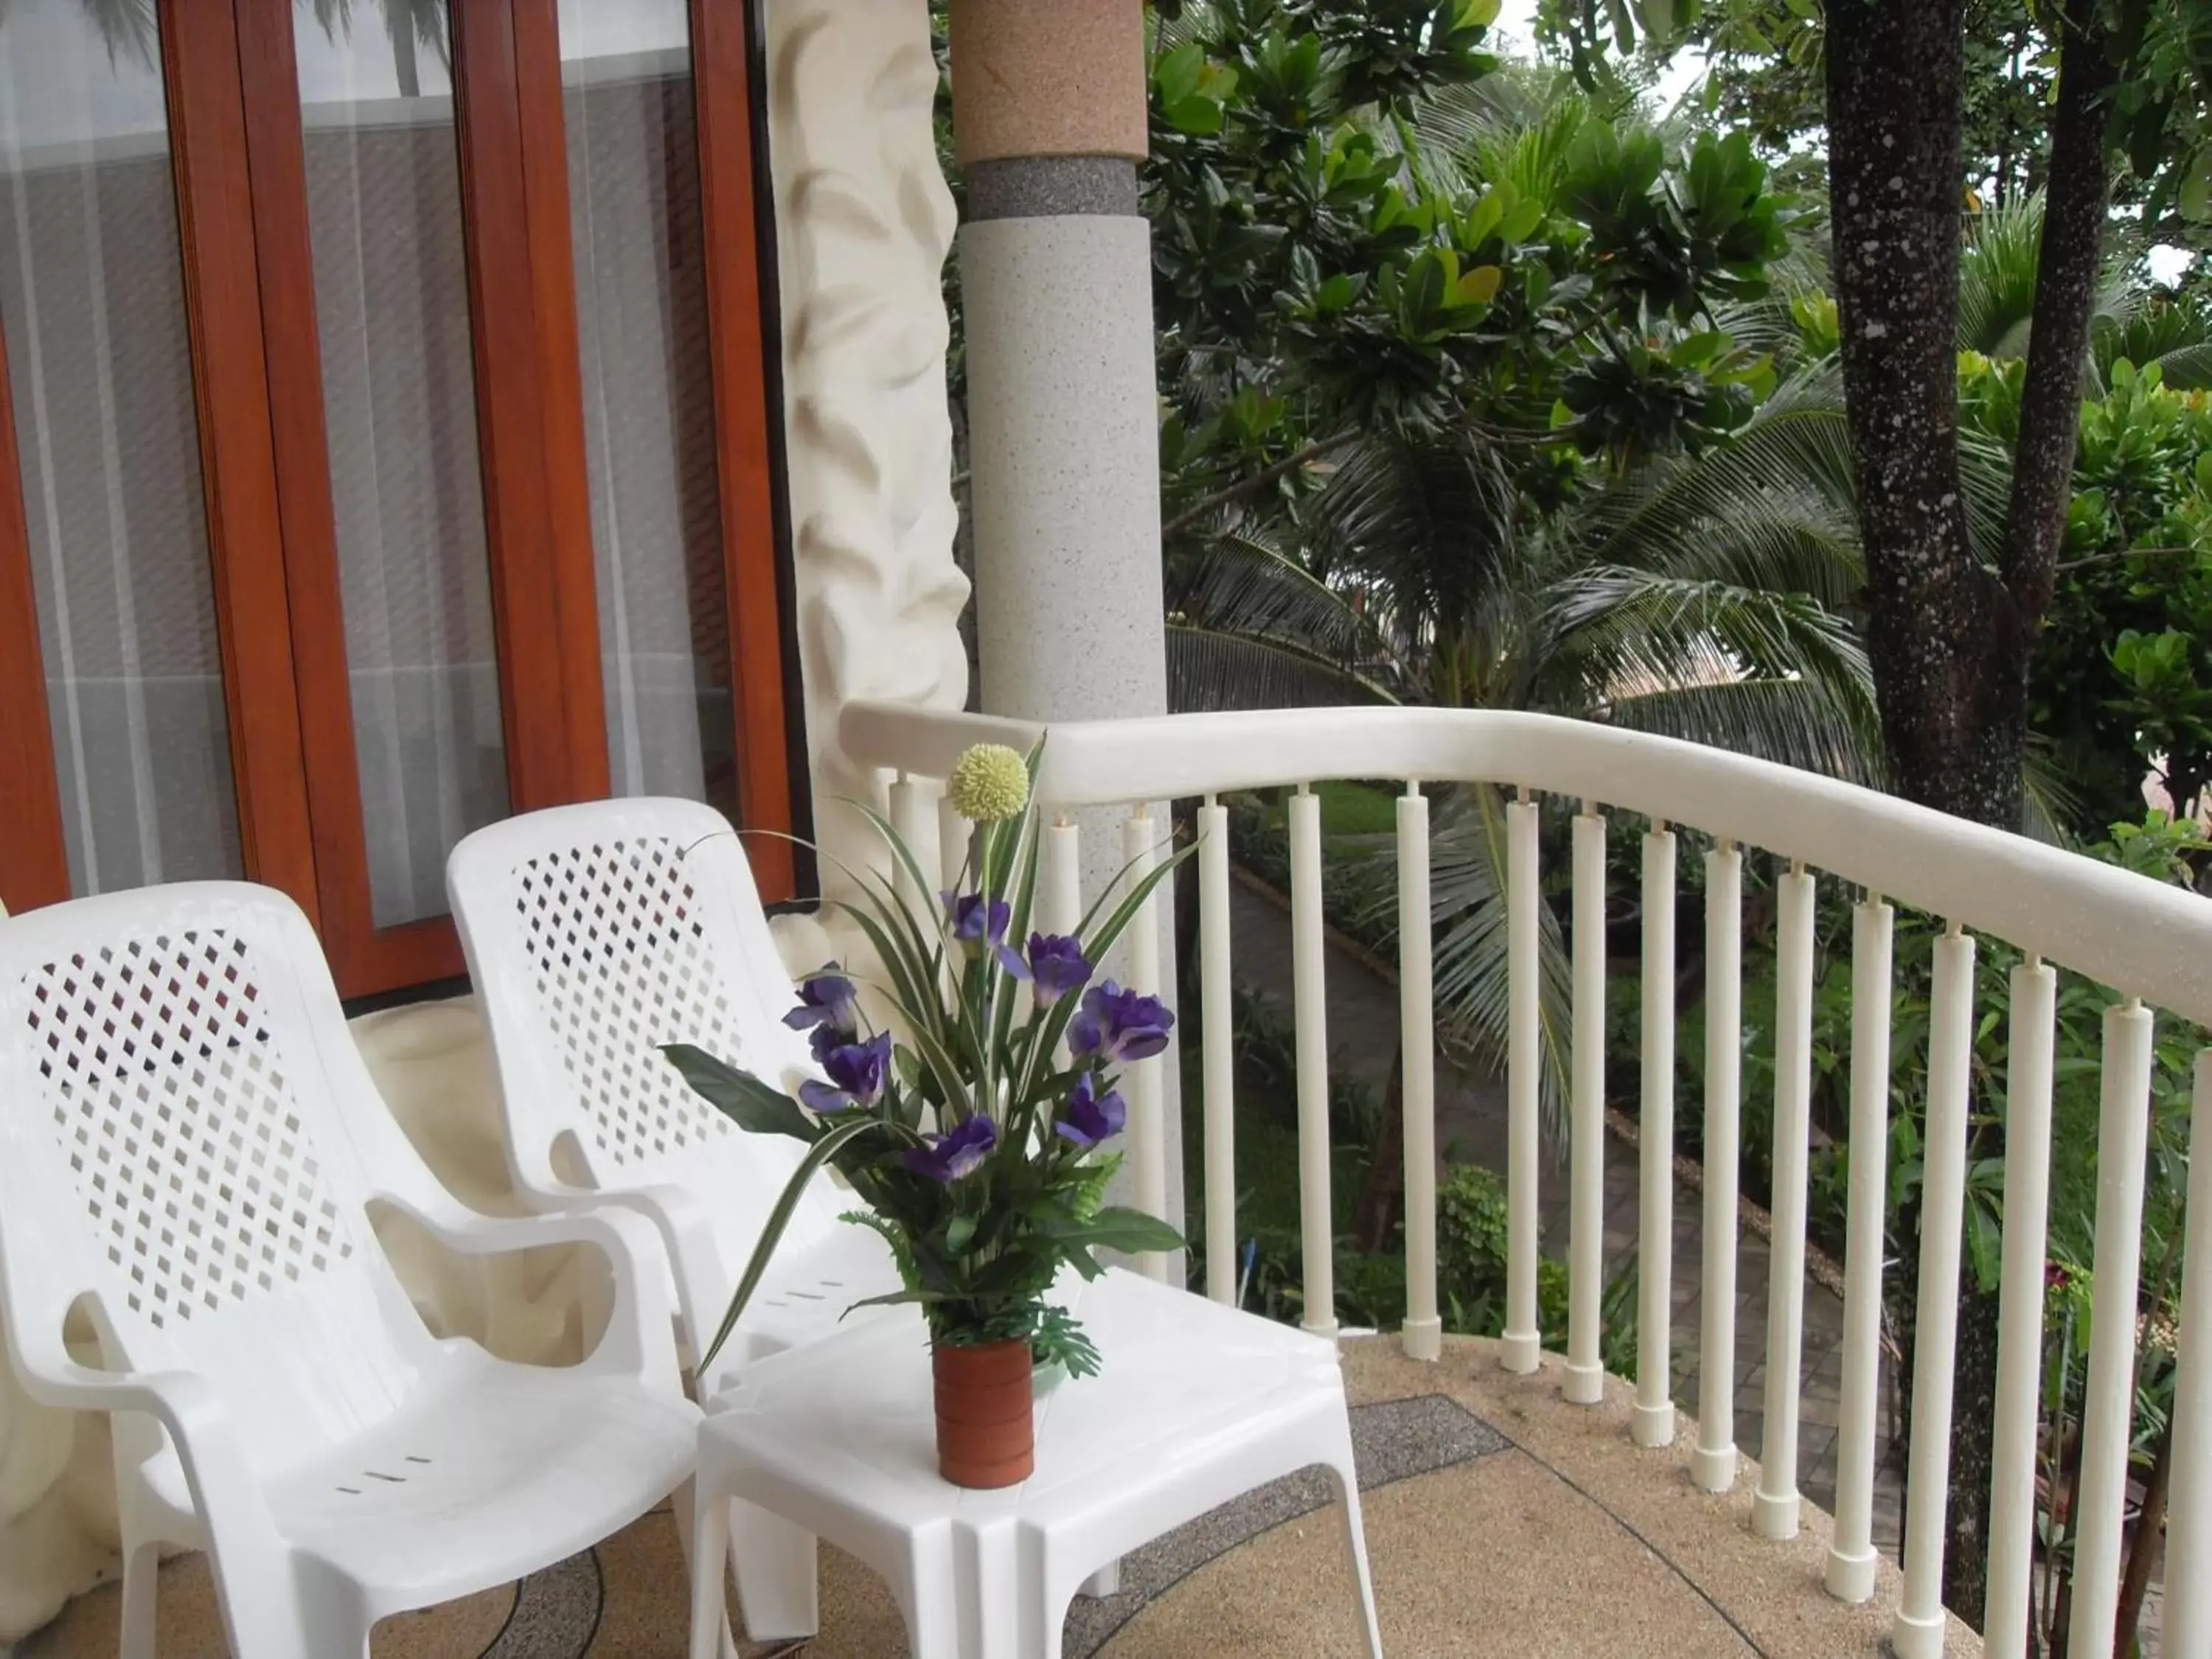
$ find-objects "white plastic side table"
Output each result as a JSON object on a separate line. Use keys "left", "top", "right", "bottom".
{"left": 689, "top": 1267, "right": 1385, "bottom": 1659}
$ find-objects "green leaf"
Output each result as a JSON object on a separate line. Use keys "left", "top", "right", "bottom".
{"left": 699, "top": 1113, "right": 894, "bottom": 1371}
{"left": 1453, "top": 264, "right": 1504, "bottom": 306}
{"left": 1672, "top": 330, "right": 1728, "bottom": 368}
{"left": 1498, "top": 198, "right": 1546, "bottom": 245}
{"left": 1044, "top": 1204, "right": 1186, "bottom": 1256}
{"left": 1164, "top": 97, "right": 1226, "bottom": 136}
{"left": 2183, "top": 150, "right": 2212, "bottom": 223}
{"left": 944, "top": 1211, "right": 978, "bottom": 1257}
{"left": 661, "top": 1044, "right": 819, "bottom": 1142}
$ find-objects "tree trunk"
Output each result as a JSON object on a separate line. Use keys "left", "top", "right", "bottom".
{"left": 2113, "top": 1418, "right": 2174, "bottom": 1652}
{"left": 1828, "top": 0, "right": 2011, "bottom": 825}
{"left": 1354, "top": 1052, "right": 1405, "bottom": 1254}
{"left": 2000, "top": 9, "right": 2118, "bottom": 641}
{"left": 390, "top": 13, "right": 421, "bottom": 100}
{"left": 1831, "top": 1, "right": 2120, "bottom": 1629}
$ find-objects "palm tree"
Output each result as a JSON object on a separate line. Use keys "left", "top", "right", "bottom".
{"left": 299, "top": 0, "right": 450, "bottom": 98}
{"left": 1169, "top": 366, "right": 1882, "bottom": 1124}
{"left": 0, "top": 0, "right": 156, "bottom": 63}
{"left": 1, "top": 0, "right": 447, "bottom": 91}
{"left": 1161, "top": 60, "right": 1887, "bottom": 1138}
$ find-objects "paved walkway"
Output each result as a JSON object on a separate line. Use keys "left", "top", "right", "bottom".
{"left": 1224, "top": 881, "right": 1905, "bottom": 1555}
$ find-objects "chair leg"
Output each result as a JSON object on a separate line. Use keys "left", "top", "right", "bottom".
{"left": 118, "top": 1540, "right": 161, "bottom": 1659}
{"left": 1326, "top": 1459, "right": 1386, "bottom": 1659}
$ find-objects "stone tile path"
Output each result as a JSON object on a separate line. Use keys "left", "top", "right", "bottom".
{"left": 1223, "top": 880, "right": 1905, "bottom": 1554}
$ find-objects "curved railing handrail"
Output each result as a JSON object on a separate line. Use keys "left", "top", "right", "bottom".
{"left": 841, "top": 699, "right": 2212, "bottom": 1026}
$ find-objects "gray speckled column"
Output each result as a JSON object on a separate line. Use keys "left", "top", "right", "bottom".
{"left": 961, "top": 213, "right": 1166, "bottom": 724}
{"left": 952, "top": 1, "right": 1181, "bottom": 1246}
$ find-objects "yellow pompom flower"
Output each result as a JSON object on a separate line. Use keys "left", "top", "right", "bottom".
{"left": 946, "top": 743, "right": 1029, "bottom": 822}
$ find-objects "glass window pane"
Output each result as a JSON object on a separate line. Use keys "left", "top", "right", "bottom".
{"left": 560, "top": 1, "right": 738, "bottom": 815}
{"left": 0, "top": 0, "right": 243, "bottom": 894}
{"left": 295, "top": 0, "right": 509, "bottom": 929}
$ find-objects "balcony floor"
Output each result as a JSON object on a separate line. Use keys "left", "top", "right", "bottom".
{"left": 23, "top": 1337, "right": 1977, "bottom": 1659}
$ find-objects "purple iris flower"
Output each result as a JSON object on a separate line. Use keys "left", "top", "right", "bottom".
{"left": 1068, "top": 980, "right": 1175, "bottom": 1064}
{"left": 1010, "top": 933, "right": 1092, "bottom": 1008}
{"left": 1054, "top": 1071, "right": 1126, "bottom": 1150}
{"left": 799, "top": 1031, "right": 892, "bottom": 1113}
{"left": 943, "top": 891, "right": 1025, "bottom": 976}
{"left": 902, "top": 1113, "right": 998, "bottom": 1182}
{"left": 783, "top": 968, "right": 859, "bottom": 1045}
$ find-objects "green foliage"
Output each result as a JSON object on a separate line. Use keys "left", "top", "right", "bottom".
{"left": 1147, "top": 1, "right": 1804, "bottom": 535}
{"left": 1436, "top": 1161, "right": 1567, "bottom": 1340}
{"left": 1551, "top": 0, "right": 2212, "bottom": 263}
{"left": 2020, "top": 360, "right": 2212, "bottom": 830}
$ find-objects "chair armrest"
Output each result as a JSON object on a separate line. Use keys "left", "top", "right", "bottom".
{"left": 20, "top": 1359, "right": 285, "bottom": 1558}
{"left": 523, "top": 1179, "right": 733, "bottom": 1373}
{"left": 378, "top": 1191, "right": 682, "bottom": 1389}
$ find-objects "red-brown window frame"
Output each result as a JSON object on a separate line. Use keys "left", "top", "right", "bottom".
{"left": 0, "top": 0, "right": 803, "bottom": 997}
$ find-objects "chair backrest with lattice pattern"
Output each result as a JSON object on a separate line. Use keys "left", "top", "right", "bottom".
{"left": 0, "top": 885, "right": 449, "bottom": 1473}
{"left": 448, "top": 799, "right": 834, "bottom": 1254}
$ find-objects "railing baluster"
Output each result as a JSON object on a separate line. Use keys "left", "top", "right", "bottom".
{"left": 1756, "top": 863, "right": 1816, "bottom": 1540}
{"left": 1041, "top": 815, "right": 1082, "bottom": 939}
{"left": 1567, "top": 802, "right": 1606, "bottom": 1405}
{"left": 1290, "top": 785, "right": 1336, "bottom": 1335}
{"left": 1981, "top": 956, "right": 2056, "bottom": 1649}
{"left": 889, "top": 773, "right": 932, "bottom": 917}
{"left": 1694, "top": 841, "right": 1742, "bottom": 1492}
{"left": 939, "top": 793, "right": 971, "bottom": 894}
{"left": 1826, "top": 892, "right": 1894, "bottom": 1601}
{"left": 2162, "top": 1050, "right": 2212, "bottom": 1657}
{"left": 1197, "top": 797, "right": 1237, "bottom": 1306}
{"left": 2065, "top": 999, "right": 2155, "bottom": 1658}
{"left": 1893, "top": 924, "right": 1978, "bottom": 1659}
{"left": 1634, "top": 819, "right": 1676, "bottom": 1447}
{"left": 1503, "top": 790, "right": 1542, "bottom": 1374}
{"left": 1119, "top": 803, "right": 1169, "bottom": 1283}
{"left": 1399, "top": 782, "right": 1441, "bottom": 1361}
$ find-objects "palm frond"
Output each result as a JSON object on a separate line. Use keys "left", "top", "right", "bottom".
{"left": 2093, "top": 296, "right": 2212, "bottom": 391}
{"left": 1424, "top": 785, "right": 1572, "bottom": 1141}
{"left": 1541, "top": 569, "right": 1882, "bottom": 778}
{"left": 1601, "top": 677, "right": 1882, "bottom": 782}
{"left": 1573, "top": 364, "right": 1860, "bottom": 585}
{"left": 55, "top": 0, "right": 156, "bottom": 63}
{"left": 1174, "top": 532, "right": 1403, "bottom": 677}
{"left": 1958, "top": 192, "right": 2138, "bottom": 362}
{"left": 1166, "top": 626, "right": 1400, "bottom": 714}
{"left": 1305, "top": 432, "right": 1521, "bottom": 637}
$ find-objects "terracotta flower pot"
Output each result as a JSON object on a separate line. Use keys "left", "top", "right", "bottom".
{"left": 933, "top": 1338, "right": 1035, "bottom": 1489}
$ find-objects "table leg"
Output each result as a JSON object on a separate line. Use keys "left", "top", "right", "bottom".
{"left": 686, "top": 1478, "right": 734, "bottom": 1659}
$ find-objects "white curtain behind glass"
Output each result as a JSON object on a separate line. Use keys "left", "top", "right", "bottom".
{"left": 0, "top": 0, "right": 243, "bottom": 894}
{"left": 561, "top": 0, "right": 737, "bottom": 814}
{"left": 297, "top": 1, "right": 509, "bottom": 930}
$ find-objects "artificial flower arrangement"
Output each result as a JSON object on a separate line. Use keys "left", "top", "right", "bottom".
{"left": 663, "top": 741, "right": 1187, "bottom": 1487}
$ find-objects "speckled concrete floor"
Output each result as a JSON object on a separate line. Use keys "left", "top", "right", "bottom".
{"left": 20, "top": 1335, "right": 1976, "bottom": 1659}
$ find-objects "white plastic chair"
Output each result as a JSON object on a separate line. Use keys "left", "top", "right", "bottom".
{"left": 0, "top": 883, "right": 700, "bottom": 1658}
{"left": 447, "top": 797, "right": 901, "bottom": 1637}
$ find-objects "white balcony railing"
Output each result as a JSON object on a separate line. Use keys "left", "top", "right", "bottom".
{"left": 842, "top": 700, "right": 2212, "bottom": 1658}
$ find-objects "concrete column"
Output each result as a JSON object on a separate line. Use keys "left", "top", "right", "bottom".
{"left": 950, "top": 0, "right": 1183, "bottom": 1248}
{"left": 953, "top": 0, "right": 1165, "bottom": 728}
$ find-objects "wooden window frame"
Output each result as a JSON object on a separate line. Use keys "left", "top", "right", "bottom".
{"left": 0, "top": 0, "right": 806, "bottom": 995}
{"left": 0, "top": 315, "right": 67, "bottom": 917}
